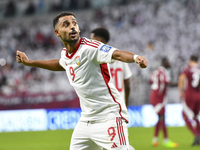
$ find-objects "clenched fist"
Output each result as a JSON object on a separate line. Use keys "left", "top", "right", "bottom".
{"left": 16, "top": 50, "right": 30, "bottom": 66}
{"left": 135, "top": 56, "right": 148, "bottom": 68}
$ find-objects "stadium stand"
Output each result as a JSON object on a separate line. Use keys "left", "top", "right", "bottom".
{"left": 0, "top": 0, "right": 200, "bottom": 109}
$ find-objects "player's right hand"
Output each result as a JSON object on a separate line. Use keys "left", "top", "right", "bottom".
{"left": 16, "top": 50, "right": 30, "bottom": 65}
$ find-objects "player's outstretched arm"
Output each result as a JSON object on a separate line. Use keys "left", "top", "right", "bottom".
{"left": 112, "top": 50, "right": 148, "bottom": 68}
{"left": 16, "top": 50, "right": 65, "bottom": 71}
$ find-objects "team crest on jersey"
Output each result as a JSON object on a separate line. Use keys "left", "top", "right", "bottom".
{"left": 100, "top": 45, "right": 112, "bottom": 52}
{"left": 75, "top": 56, "right": 81, "bottom": 65}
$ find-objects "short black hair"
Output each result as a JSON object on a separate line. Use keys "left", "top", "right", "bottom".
{"left": 190, "top": 55, "right": 198, "bottom": 62}
{"left": 91, "top": 27, "right": 110, "bottom": 43}
{"left": 53, "top": 12, "right": 76, "bottom": 29}
{"left": 161, "top": 57, "right": 168, "bottom": 64}
{"left": 161, "top": 57, "right": 171, "bottom": 68}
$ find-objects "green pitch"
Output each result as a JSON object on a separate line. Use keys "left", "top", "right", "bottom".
{"left": 129, "top": 126, "right": 199, "bottom": 150}
{"left": 0, "top": 126, "right": 199, "bottom": 150}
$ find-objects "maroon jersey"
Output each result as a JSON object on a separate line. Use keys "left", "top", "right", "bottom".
{"left": 149, "top": 66, "right": 170, "bottom": 103}
{"left": 181, "top": 65, "right": 200, "bottom": 101}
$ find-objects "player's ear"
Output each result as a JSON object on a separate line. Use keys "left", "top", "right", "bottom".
{"left": 54, "top": 29, "right": 60, "bottom": 37}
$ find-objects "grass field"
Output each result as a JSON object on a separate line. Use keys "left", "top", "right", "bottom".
{"left": 0, "top": 126, "right": 199, "bottom": 150}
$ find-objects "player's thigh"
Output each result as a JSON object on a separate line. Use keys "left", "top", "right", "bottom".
{"left": 70, "top": 120, "right": 100, "bottom": 150}
{"left": 129, "top": 145, "right": 135, "bottom": 150}
{"left": 151, "top": 98, "right": 165, "bottom": 115}
{"left": 182, "top": 98, "right": 195, "bottom": 119}
{"left": 92, "top": 117, "right": 129, "bottom": 150}
{"left": 150, "top": 94, "right": 164, "bottom": 106}
{"left": 186, "top": 93, "right": 200, "bottom": 116}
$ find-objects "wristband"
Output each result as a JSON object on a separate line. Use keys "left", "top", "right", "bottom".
{"left": 133, "top": 55, "right": 139, "bottom": 62}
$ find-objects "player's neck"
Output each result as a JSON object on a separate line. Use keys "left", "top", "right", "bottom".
{"left": 64, "top": 39, "right": 80, "bottom": 54}
{"left": 189, "top": 61, "right": 198, "bottom": 67}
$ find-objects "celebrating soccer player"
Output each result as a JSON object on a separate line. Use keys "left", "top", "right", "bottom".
{"left": 16, "top": 12, "right": 148, "bottom": 150}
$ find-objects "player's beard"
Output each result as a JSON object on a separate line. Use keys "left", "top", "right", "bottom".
{"left": 63, "top": 37, "right": 78, "bottom": 44}
{"left": 63, "top": 32, "right": 80, "bottom": 44}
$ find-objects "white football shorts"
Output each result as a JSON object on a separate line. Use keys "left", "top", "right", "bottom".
{"left": 70, "top": 116, "right": 129, "bottom": 150}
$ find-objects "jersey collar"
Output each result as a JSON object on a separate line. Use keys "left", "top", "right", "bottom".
{"left": 65, "top": 38, "right": 83, "bottom": 59}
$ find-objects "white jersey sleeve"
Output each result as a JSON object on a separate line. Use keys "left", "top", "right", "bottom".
{"left": 59, "top": 52, "right": 67, "bottom": 70}
{"left": 87, "top": 41, "right": 116, "bottom": 64}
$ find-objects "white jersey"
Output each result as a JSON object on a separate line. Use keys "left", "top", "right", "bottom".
{"left": 109, "top": 61, "right": 132, "bottom": 99}
{"left": 59, "top": 37, "right": 128, "bottom": 122}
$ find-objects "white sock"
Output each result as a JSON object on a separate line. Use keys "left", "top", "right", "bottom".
{"left": 164, "top": 138, "right": 169, "bottom": 143}
{"left": 153, "top": 137, "right": 158, "bottom": 142}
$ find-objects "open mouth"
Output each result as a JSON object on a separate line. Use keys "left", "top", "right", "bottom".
{"left": 69, "top": 31, "right": 77, "bottom": 37}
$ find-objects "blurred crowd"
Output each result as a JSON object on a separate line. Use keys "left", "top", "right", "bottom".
{"left": 0, "top": 0, "right": 200, "bottom": 105}
{"left": 0, "top": 0, "right": 92, "bottom": 18}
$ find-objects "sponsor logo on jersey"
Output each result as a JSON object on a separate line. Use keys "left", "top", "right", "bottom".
{"left": 75, "top": 56, "right": 81, "bottom": 65}
{"left": 100, "top": 45, "right": 112, "bottom": 52}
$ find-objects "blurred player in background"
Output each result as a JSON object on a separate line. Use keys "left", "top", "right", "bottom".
{"left": 149, "top": 57, "right": 178, "bottom": 148}
{"left": 90, "top": 27, "right": 132, "bottom": 108}
{"left": 178, "top": 55, "right": 200, "bottom": 146}
{"left": 16, "top": 12, "right": 148, "bottom": 150}
{"left": 90, "top": 27, "right": 134, "bottom": 150}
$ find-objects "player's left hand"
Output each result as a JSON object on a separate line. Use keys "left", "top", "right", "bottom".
{"left": 16, "top": 50, "right": 30, "bottom": 66}
{"left": 135, "top": 56, "right": 148, "bottom": 68}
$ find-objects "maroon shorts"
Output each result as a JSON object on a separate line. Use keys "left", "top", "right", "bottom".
{"left": 184, "top": 92, "right": 200, "bottom": 116}
{"left": 150, "top": 92, "right": 166, "bottom": 115}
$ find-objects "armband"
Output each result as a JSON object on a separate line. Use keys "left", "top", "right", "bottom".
{"left": 133, "top": 55, "right": 139, "bottom": 62}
